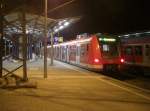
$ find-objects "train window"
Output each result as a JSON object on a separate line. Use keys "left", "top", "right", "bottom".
{"left": 81, "top": 45, "right": 85, "bottom": 56}
{"left": 135, "top": 46, "right": 142, "bottom": 56}
{"left": 69, "top": 46, "right": 76, "bottom": 58}
{"left": 102, "top": 44, "right": 118, "bottom": 58}
{"left": 103, "top": 45, "right": 109, "bottom": 51}
{"left": 124, "top": 46, "right": 133, "bottom": 55}
{"left": 145, "top": 45, "right": 150, "bottom": 56}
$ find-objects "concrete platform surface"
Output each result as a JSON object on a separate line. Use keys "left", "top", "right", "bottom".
{"left": 0, "top": 59, "right": 150, "bottom": 111}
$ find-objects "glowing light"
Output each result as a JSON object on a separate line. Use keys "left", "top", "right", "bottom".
{"left": 94, "top": 59, "right": 99, "bottom": 63}
{"left": 77, "top": 44, "right": 80, "bottom": 46}
{"left": 59, "top": 25, "right": 64, "bottom": 30}
{"left": 135, "top": 33, "right": 140, "bottom": 35}
{"left": 120, "top": 58, "right": 124, "bottom": 63}
{"left": 54, "top": 28, "right": 59, "bottom": 32}
{"left": 53, "top": 38, "right": 92, "bottom": 47}
{"left": 53, "top": 20, "right": 71, "bottom": 34}
{"left": 99, "top": 38, "right": 116, "bottom": 42}
{"left": 64, "top": 22, "right": 70, "bottom": 26}
{"left": 58, "top": 21, "right": 62, "bottom": 25}
{"left": 146, "top": 31, "right": 150, "bottom": 34}
{"left": 124, "top": 34, "right": 129, "bottom": 36}
{"left": 26, "top": 30, "right": 29, "bottom": 34}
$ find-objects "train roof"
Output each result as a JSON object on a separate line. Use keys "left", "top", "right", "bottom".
{"left": 52, "top": 33, "right": 118, "bottom": 47}
{"left": 53, "top": 37, "right": 92, "bottom": 47}
{"left": 118, "top": 31, "right": 150, "bottom": 39}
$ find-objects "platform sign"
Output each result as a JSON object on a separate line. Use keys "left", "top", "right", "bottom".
{"left": 54, "top": 37, "right": 59, "bottom": 43}
{"left": 58, "top": 37, "right": 63, "bottom": 42}
{"left": 54, "top": 36, "right": 63, "bottom": 44}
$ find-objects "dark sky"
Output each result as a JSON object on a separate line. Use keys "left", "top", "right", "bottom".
{"left": 55, "top": 0, "right": 150, "bottom": 40}
{"left": 3, "top": 0, "right": 150, "bottom": 40}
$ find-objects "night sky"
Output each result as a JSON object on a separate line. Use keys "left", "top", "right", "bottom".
{"left": 55, "top": 0, "right": 150, "bottom": 41}
{"left": 3, "top": 0, "right": 150, "bottom": 41}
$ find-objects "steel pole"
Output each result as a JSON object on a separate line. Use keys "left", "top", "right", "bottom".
{"left": 8, "top": 42, "right": 10, "bottom": 56}
{"left": 44, "top": 0, "right": 48, "bottom": 78}
{"left": 22, "top": 6, "right": 28, "bottom": 81}
{"left": 0, "top": 0, "right": 4, "bottom": 77}
{"left": 50, "top": 32, "right": 53, "bottom": 65}
{"left": 5, "top": 39, "right": 7, "bottom": 56}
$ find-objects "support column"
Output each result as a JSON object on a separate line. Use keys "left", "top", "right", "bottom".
{"left": 44, "top": 0, "right": 48, "bottom": 78}
{"left": 5, "top": 39, "right": 7, "bottom": 56}
{"left": 8, "top": 41, "right": 11, "bottom": 56}
{"left": 50, "top": 32, "right": 53, "bottom": 65}
{"left": 0, "top": 0, "right": 4, "bottom": 77}
{"left": 21, "top": 6, "right": 28, "bottom": 81}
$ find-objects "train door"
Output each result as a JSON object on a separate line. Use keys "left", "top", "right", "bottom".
{"left": 124, "top": 46, "right": 134, "bottom": 63}
{"left": 144, "top": 44, "right": 150, "bottom": 66}
{"left": 60, "top": 46, "right": 63, "bottom": 60}
{"left": 69, "top": 45, "right": 76, "bottom": 63}
{"left": 62, "top": 46, "right": 67, "bottom": 62}
{"left": 76, "top": 45, "right": 80, "bottom": 64}
{"left": 134, "top": 45, "right": 143, "bottom": 64}
{"left": 66, "top": 45, "right": 69, "bottom": 62}
{"left": 57, "top": 47, "right": 59, "bottom": 59}
{"left": 58, "top": 47, "right": 61, "bottom": 60}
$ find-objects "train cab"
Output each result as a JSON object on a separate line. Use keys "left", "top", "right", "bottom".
{"left": 95, "top": 34, "right": 122, "bottom": 71}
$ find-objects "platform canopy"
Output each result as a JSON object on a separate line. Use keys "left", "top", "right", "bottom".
{"left": 4, "top": 12, "right": 80, "bottom": 37}
{"left": 2, "top": 0, "right": 81, "bottom": 39}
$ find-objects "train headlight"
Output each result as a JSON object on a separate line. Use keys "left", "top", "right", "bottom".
{"left": 94, "top": 58, "right": 99, "bottom": 63}
{"left": 120, "top": 58, "right": 124, "bottom": 63}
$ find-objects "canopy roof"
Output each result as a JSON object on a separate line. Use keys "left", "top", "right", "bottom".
{"left": 2, "top": 0, "right": 81, "bottom": 39}
{"left": 4, "top": 12, "right": 80, "bottom": 36}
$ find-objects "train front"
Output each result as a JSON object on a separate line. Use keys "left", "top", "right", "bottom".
{"left": 97, "top": 34, "right": 123, "bottom": 72}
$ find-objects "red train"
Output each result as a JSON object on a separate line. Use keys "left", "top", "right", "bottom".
{"left": 120, "top": 32, "right": 150, "bottom": 75}
{"left": 52, "top": 33, "right": 123, "bottom": 72}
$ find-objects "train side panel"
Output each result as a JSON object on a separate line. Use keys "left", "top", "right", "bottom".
{"left": 69, "top": 44, "right": 76, "bottom": 64}
{"left": 52, "top": 34, "right": 121, "bottom": 72}
{"left": 79, "top": 42, "right": 89, "bottom": 66}
{"left": 121, "top": 36, "right": 150, "bottom": 75}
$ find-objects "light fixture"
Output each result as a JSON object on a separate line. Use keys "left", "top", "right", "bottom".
{"left": 64, "top": 22, "right": 70, "bottom": 26}
{"left": 59, "top": 25, "right": 64, "bottom": 30}
{"left": 54, "top": 28, "right": 59, "bottom": 32}
{"left": 53, "top": 20, "right": 71, "bottom": 34}
{"left": 124, "top": 34, "right": 129, "bottom": 37}
{"left": 99, "top": 38, "right": 116, "bottom": 42}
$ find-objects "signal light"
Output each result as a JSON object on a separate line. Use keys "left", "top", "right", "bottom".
{"left": 94, "top": 58, "right": 99, "bottom": 63}
{"left": 120, "top": 58, "right": 124, "bottom": 63}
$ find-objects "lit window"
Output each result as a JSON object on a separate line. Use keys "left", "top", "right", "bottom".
{"left": 103, "top": 45, "right": 109, "bottom": 51}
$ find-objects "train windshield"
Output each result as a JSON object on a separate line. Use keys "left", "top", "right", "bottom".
{"left": 101, "top": 43, "right": 119, "bottom": 58}
{"left": 98, "top": 37, "right": 119, "bottom": 58}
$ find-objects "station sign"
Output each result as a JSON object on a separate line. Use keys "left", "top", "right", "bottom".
{"left": 54, "top": 36, "right": 63, "bottom": 44}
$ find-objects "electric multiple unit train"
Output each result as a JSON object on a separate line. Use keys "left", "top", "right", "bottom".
{"left": 49, "top": 33, "right": 123, "bottom": 72}
{"left": 120, "top": 32, "right": 150, "bottom": 75}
